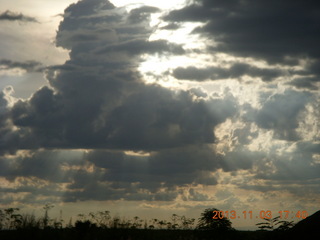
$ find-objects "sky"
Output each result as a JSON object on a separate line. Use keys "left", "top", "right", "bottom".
{"left": 0, "top": 0, "right": 320, "bottom": 230}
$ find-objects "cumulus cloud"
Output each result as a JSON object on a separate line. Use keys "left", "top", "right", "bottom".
{"left": 0, "top": 0, "right": 241, "bottom": 204}
{"left": 2, "top": 0, "right": 237, "bottom": 153}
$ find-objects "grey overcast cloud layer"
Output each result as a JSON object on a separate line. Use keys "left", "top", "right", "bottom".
{"left": 0, "top": 0, "right": 320, "bottom": 228}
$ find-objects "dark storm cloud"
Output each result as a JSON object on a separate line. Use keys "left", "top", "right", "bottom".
{"left": 102, "top": 89, "right": 236, "bottom": 150}
{"left": 0, "top": 10, "right": 38, "bottom": 22}
{"left": 254, "top": 89, "right": 311, "bottom": 141}
{"left": 164, "top": 3, "right": 211, "bottom": 22}
{"left": 0, "top": 0, "right": 237, "bottom": 153}
{"left": 0, "top": 59, "right": 43, "bottom": 72}
{"left": 8, "top": 84, "right": 236, "bottom": 151}
{"left": 165, "top": 0, "right": 320, "bottom": 88}
{"left": 0, "top": 0, "right": 242, "bottom": 203}
{"left": 173, "top": 63, "right": 285, "bottom": 81}
{"left": 164, "top": 0, "right": 320, "bottom": 64}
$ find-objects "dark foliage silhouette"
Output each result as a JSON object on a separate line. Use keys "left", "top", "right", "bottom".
{"left": 256, "top": 216, "right": 294, "bottom": 231}
{"left": 196, "top": 208, "right": 234, "bottom": 231}
{"left": 0, "top": 206, "right": 317, "bottom": 240}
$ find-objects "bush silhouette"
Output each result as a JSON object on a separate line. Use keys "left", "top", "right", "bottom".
{"left": 75, "top": 220, "right": 96, "bottom": 231}
{"left": 197, "top": 208, "right": 234, "bottom": 231}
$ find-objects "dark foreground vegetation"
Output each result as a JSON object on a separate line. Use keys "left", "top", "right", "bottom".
{"left": 0, "top": 228, "right": 291, "bottom": 240}
{"left": 0, "top": 206, "right": 319, "bottom": 240}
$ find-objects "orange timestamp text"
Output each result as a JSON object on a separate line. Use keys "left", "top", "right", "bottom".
{"left": 212, "top": 210, "right": 308, "bottom": 220}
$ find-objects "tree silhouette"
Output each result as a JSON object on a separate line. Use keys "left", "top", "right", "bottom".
{"left": 197, "top": 208, "right": 233, "bottom": 231}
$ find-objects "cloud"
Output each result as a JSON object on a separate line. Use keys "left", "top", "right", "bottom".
{"left": 7, "top": 84, "right": 236, "bottom": 151}
{"left": 164, "top": 0, "right": 320, "bottom": 89}
{"left": 0, "top": 59, "right": 43, "bottom": 73}
{"left": 0, "top": 146, "right": 219, "bottom": 203}
{"left": 128, "top": 6, "right": 160, "bottom": 24}
{"left": 0, "top": 0, "right": 241, "bottom": 204}
{"left": 209, "top": 156, "right": 320, "bottom": 206}
{"left": 173, "top": 63, "right": 285, "bottom": 82}
{"left": 63, "top": 0, "right": 115, "bottom": 18}
{"left": 0, "top": 143, "right": 228, "bottom": 203}
{"left": 63, "top": 180, "right": 180, "bottom": 202}
{"left": 1, "top": 0, "right": 237, "bottom": 153}
{"left": 165, "top": 0, "right": 320, "bottom": 64}
{"left": 97, "top": 39, "right": 185, "bottom": 56}
{"left": 62, "top": 145, "right": 221, "bottom": 202}
{"left": 0, "top": 89, "right": 20, "bottom": 155}
{"left": 87, "top": 145, "right": 220, "bottom": 188}
{"left": 254, "top": 89, "right": 311, "bottom": 141}
{"left": 223, "top": 140, "right": 320, "bottom": 195}
{"left": 184, "top": 188, "right": 211, "bottom": 201}
{"left": 221, "top": 148, "right": 257, "bottom": 172}
{"left": 0, "top": 10, "right": 38, "bottom": 23}
{"left": 288, "top": 77, "right": 319, "bottom": 91}
{"left": 0, "top": 150, "right": 84, "bottom": 182}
